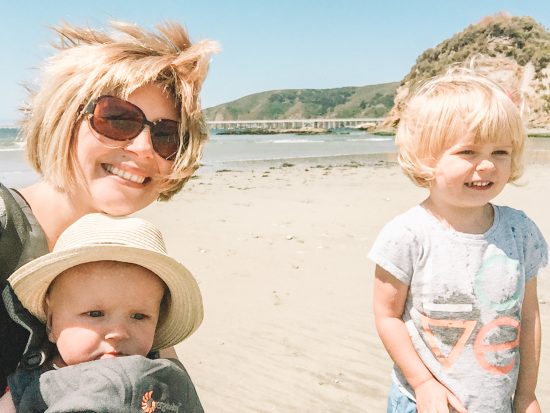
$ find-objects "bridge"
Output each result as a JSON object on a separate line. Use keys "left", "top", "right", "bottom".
{"left": 206, "top": 117, "right": 385, "bottom": 130}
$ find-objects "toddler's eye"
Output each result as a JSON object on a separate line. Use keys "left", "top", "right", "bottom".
{"left": 493, "top": 150, "right": 510, "bottom": 156}
{"left": 87, "top": 310, "right": 104, "bottom": 318}
{"left": 131, "top": 313, "right": 148, "bottom": 320}
{"left": 457, "top": 150, "right": 474, "bottom": 155}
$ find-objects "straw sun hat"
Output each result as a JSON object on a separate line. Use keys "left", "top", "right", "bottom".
{"left": 8, "top": 213, "right": 203, "bottom": 351}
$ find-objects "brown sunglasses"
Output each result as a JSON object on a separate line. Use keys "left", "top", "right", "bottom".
{"left": 82, "top": 95, "right": 188, "bottom": 161}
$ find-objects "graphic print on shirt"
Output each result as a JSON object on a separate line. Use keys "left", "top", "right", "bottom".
{"left": 419, "top": 244, "right": 522, "bottom": 375}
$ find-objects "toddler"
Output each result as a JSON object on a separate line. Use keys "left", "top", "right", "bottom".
{"left": 369, "top": 70, "right": 548, "bottom": 413}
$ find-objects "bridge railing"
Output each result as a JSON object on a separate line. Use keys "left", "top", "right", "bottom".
{"left": 206, "top": 118, "right": 385, "bottom": 130}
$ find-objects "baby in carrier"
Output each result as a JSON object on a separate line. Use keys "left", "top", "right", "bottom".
{"left": 1, "top": 213, "right": 204, "bottom": 412}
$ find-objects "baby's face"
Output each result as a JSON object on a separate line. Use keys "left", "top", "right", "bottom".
{"left": 45, "top": 261, "right": 165, "bottom": 367}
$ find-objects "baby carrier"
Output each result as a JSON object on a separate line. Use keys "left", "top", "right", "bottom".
{"left": 1, "top": 183, "right": 49, "bottom": 388}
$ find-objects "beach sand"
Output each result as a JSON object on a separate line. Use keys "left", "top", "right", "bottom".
{"left": 136, "top": 156, "right": 550, "bottom": 412}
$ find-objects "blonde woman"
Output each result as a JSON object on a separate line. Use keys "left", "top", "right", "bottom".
{"left": 0, "top": 20, "right": 218, "bottom": 393}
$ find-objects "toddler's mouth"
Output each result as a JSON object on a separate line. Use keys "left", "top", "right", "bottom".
{"left": 465, "top": 181, "right": 493, "bottom": 189}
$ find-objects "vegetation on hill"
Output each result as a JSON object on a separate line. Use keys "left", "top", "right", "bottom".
{"left": 204, "top": 83, "right": 398, "bottom": 121}
{"left": 386, "top": 13, "right": 550, "bottom": 128}
{"left": 205, "top": 13, "right": 550, "bottom": 129}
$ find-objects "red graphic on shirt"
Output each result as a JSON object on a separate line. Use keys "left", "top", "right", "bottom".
{"left": 141, "top": 390, "right": 157, "bottom": 412}
{"left": 420, "top": 314, "right": 476, "bottom": 369}
{"left": 420, "top": 313, "right": 520, "bottom": 374}
{"left": 474, "top": 317, "right": 520, "bottom": 375}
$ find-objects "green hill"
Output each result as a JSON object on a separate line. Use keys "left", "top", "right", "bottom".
{"left": 386, "top": 13, "right": 550, "bottom": 129}
{"left": 204, "top": 82, "right": 399, "bottom": 121}
{"left": 205, "top": 13, "right": 550, "bottom": 129}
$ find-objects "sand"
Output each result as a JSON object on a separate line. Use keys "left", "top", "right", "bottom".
{"left": 135, "top": 155, "right": 550, "bottom": 412}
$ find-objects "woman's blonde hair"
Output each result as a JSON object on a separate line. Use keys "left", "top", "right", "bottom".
{"left": 396, "top": 69, "right": 526, "bottom": 187}
{"left": 22, "top": 21, "right": 219, "bottom": 200}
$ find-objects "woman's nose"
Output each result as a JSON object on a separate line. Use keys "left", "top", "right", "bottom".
{"left": 124, "top": 127, "right": 156, "bottom": 158}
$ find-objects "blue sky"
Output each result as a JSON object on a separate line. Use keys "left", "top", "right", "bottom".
{"left": 1, "top": 0, "right": 549, "bottom": 125}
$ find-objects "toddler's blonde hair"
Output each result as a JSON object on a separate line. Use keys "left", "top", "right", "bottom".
{"left": 396, "top": 69, "right": 525, "bottom": 187}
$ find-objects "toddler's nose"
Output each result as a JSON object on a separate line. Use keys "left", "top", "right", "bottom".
{"left": 476, "top": 158, "right": 495, "bottom": 171}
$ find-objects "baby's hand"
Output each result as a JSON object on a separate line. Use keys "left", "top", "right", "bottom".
{"left": 415, "top": 378, "right": 467, "bottom": 413}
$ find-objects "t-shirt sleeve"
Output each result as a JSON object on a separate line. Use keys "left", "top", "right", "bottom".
{"left": 521, "top": 214, "right": 548, "bottom": 281}
{"left": 368, "top": 216, "right": 422, "bottom": 285}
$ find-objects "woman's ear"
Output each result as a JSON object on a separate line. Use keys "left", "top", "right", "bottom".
{"left": 44, "top": 295, "right": 56, "bottom": 343}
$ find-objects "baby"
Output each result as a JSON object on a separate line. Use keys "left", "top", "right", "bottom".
{"left": 1, "top": 213, "right": 204, "bottom": 412}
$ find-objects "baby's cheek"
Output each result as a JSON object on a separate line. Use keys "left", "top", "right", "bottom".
{"left": 56, "top": 326, "right": 103, "bottom": 365}
{"left": 134, "top": 324, "right": 157, "bottom": 356}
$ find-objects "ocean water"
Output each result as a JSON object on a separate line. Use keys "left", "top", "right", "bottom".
{"left": 3, "top": 126, "right": 550, "bottom": 187}
{"left": 0, "top": 128, "right": 396, "bottom": 186}
{"left": 0, "top": 128, "right": 395, "bottom": 160}
{"left": 203, "top": 131, "right": 395, "bottom": 163}
{"left": 0, "top": 128, "right": 23, "bottom": 150}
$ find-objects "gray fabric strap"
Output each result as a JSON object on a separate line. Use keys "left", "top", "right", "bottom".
{"left": 0, "top": 183, "right": 28, "bottom": 282}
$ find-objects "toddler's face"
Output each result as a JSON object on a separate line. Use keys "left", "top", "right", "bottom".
{"left": 428, "top": 134, "right": 513, "bottom": 209}
{"left": 45, "top": 260, "right": 165, "bottom": 367}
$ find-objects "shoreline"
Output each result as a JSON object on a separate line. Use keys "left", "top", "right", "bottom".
{"left": 4, "top": 144, "right": 550, "bottom": 188}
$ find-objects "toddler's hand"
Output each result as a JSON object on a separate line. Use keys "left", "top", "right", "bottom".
{"left": 415, "top": 378, "right": 467, "bottom": 413}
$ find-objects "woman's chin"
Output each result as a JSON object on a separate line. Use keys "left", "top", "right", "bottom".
{"left": 91, "top": 189, "right": 158, "bottom": 216}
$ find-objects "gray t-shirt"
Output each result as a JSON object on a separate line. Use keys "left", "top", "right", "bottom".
{"left": 369, "top": 204, "right": 548, "bottom": 413}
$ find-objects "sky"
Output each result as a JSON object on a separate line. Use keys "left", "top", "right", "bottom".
{"left": 1, "top": 0, "right": 550, "bottom": 126}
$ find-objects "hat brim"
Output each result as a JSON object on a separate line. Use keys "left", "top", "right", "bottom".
{"left": 8, "top": 245, "right": 203, "bottom": 351}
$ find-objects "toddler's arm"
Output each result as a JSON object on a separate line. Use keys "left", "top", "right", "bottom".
{"left": 513, "top": 277, "right": 541, "bottom": 413}
{"left": 373, "top": 265, "right": 467, "bottom": 413}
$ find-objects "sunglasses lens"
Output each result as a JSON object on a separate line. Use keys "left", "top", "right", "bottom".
{"left": 87, "top": 95, "right": 185, "bottom": 160}
{"left": 151, "top": 121, "right": 183, "bottom": 161}
{"left": 92, "top": 97, "right": 144, "bottom": 141}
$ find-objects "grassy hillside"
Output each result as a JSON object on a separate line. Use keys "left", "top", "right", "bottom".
{"left": 205, "top": 14, "right": 550, "bottom": 128}
{"left": 404, "top": 14, "right": 550, "bottom": 84}
{"left": 387, "top": 13, "right": 550, "bottom": 128}
{"left": 204, "top": 82, "right": 398, "bottom": 121}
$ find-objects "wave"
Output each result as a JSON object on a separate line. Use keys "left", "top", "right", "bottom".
{"left": 346, "top": 137, "right": 393, "bottom": 142}
{"left": 261, "top": 139, "right": 324, "bottom": 144}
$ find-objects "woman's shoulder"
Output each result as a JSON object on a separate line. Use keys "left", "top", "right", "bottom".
{"left": 0, "top": 182, "right": 12, "bottom": 235}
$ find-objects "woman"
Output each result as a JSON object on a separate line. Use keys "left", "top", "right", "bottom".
{"left": 0, "top": 20, "right": 218, "bottom": 391}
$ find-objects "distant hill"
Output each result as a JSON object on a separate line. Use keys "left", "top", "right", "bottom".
{"left": 205, "top": 13, "right": 550, "bottom": 129}
{"left": 204, "top": 82, "right": 398, "bottom": 121}
{"left": 385, "top": 13, "right": 550, "bottom": 129}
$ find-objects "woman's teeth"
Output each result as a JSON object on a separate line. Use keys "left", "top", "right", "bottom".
{"left": 103, "top": 164, "right": 146, "bottom": 184}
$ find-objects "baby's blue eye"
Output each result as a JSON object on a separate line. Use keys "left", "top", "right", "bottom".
{"left": 131, "top": 313, "right": 147, "bottom": 320}
{"left": 87, "top": 310, "right": 104, "bottom": 318}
